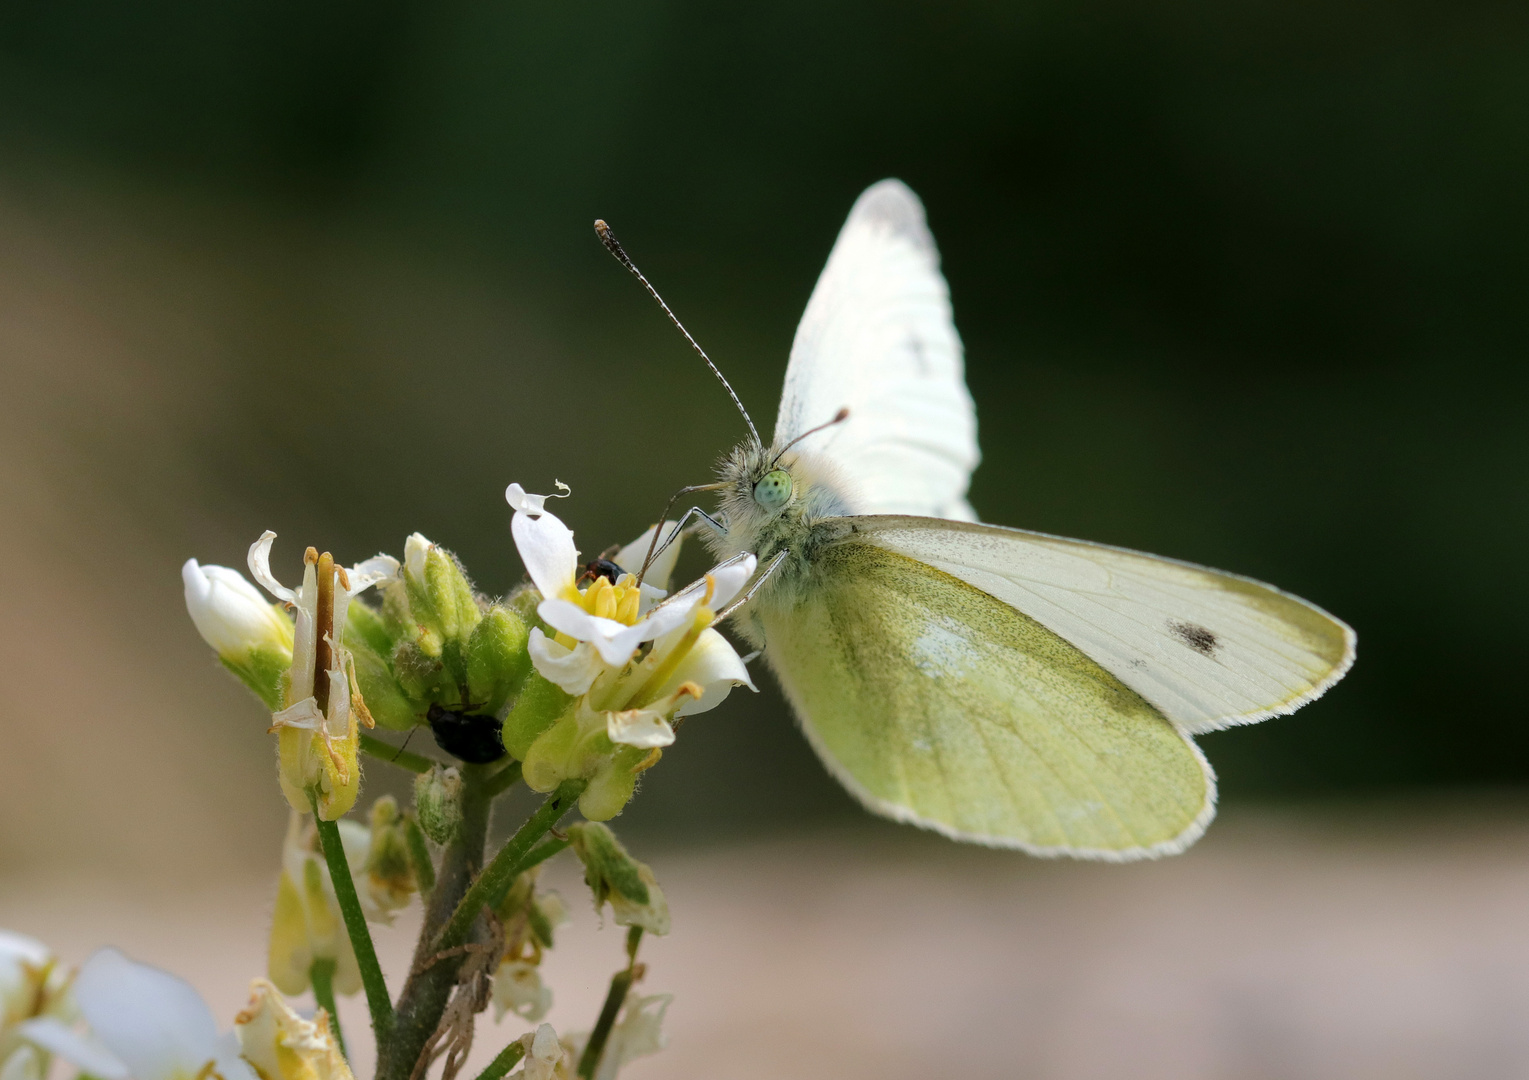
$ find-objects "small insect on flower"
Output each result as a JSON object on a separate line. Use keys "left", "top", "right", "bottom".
{"left": 425, "top": 702, "right": 507, "bottom": 764}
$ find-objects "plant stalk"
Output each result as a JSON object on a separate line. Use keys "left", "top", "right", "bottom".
{"left": 374, "top": 761, "right": 493, "bottom": 1080}
{"left": 434, "top": 780, "right": 585, "bottom": 954}
{"left": 577, "top": 927, "right": 645, "bottom": 1080}
{"left": 311, "top": 796, "right": 393, "bottom": 1044}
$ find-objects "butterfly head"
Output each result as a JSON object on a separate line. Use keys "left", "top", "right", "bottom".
{"left": 753, "top": 468, "right": 794, "bottom": 511}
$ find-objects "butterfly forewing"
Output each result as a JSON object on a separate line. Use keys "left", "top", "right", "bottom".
{"left": 777, "top": 180, "right": 979, "bottom": 520}
{"left": 762, "top": 540, "right": 1215, "bottom": 858}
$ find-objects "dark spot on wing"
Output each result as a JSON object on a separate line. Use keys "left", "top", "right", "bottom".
{"left": 907, "top": 333, "right": 931, "bottom": 376}
{"left": 1168, "top": 620, "right": 1218, "bottom": 656}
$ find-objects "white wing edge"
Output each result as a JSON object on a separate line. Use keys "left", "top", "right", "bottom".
{"left": 780, "top": 658, "right": 1221, "bottom": 863}
{"left": 842, "top": 514, "right": 1358, "bottom": 736}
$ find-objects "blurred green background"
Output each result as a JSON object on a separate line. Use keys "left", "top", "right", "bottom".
{"left": 0, "top": 0, "right": 1524, "bottom": 867}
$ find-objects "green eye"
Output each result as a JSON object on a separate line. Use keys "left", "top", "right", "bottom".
{"left": 753, "top": 469, "right": 793, "bottom": 511}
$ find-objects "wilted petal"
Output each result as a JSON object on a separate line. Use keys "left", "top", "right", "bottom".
{"left": 271, "top": 698, "right": 325, "bottom": 732}
{"left": 247, "top": 532, "right": 297, "bottom": 604}
{"left": 527, "top": 630, "right": 604, "bottom": 695}
{"left": 492, "top": 961, "right": 552, "bottom": 1023}
{"left": 606, "top": 709, "right": 675, "bottom": 749}
{"left": 347, "top": 555, "right": 399, "bottom": 593}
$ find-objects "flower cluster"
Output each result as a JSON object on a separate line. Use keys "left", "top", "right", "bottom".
{"left": 167, "top": 481, "right": 746, "bottom": 1078}
{"left": 502, "top": 484, "right": 756, "bottom": 820}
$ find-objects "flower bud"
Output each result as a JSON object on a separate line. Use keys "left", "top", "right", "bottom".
{"left": 466, "top": 606, "right": 532, "bottom": 715}
{"left": 413, "top": 765, "right": 463, "bottom": 845}
{"left": 363, "top": 796, "right": 417, "bottom": 920}
{"left": 403, "top": 533, "right": 481, "bottom": 647}
{"left": 502, "top": 671, "right": 572, "bottom": 761}
{"left": 182, "top": 559, "right": 294, "bottom": 709}
{"left": 235, "top": 979, "right": 353, "bottom": 1080}
{"left": 566, "top": 822, "right": 670, "bottom": 935}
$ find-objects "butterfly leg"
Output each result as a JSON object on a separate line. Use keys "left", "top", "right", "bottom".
{"left": 714, "top": 547, "right": 789, "bottom": 623}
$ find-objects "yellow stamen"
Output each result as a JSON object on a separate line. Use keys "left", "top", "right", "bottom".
{"left": 347, "top": 656, "right": 376, "bottom": 729}
{"left": 631, "top": 748, "right": 662, "bottom": 775}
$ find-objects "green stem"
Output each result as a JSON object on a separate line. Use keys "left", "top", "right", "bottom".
{"left": 376, "top": 763, "right": 494, "bottom": 1080}
{"left": 475, "top": 1040, "right": 527, "bottom": 1080}
{"left": 483, "top": 758, "right": 524, "bottom": 800}
{"left": 309, "top": 958, "right": 346, "bottom": 1059}
{"left": 513, "top": 837, "right": 571, "bottom": 878}
{"left": 577, "top": 928, "right": 644, "bottom": 1080}
{"left": 310, "top": 796, "right": 394, "bottom": 1043}
{"left": 359, "top": 731, "right": 436, "bottom": 774}
{"left": 435, "top": 780, "right": 585, "bottom": 953}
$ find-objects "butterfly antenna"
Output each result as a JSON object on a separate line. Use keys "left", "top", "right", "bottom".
{"left": 594, "top": 219, "right": 762, "bottom": 448}
{"left": 770, "top": 407, "right": 850, "bottom": 468}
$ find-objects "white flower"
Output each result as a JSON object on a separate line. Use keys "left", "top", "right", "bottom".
{"left": 18, "top": 949, "right": 255, "bottom": 1080}
{"left": 563, "top": 992, "right": 671, "bottom": 1080}
{"left": 1, "top": 930, "right": 74, "bottom": 1071}
{"left": 510, "top": 1023, "right": 569, "bottom": 1080}
{"left": 268, "top": 812, "right": 378, "bottom": 998}
{"left": 234, "top": 980, "right": 352, "bottom": 1080}
{"left": 491, "top": 961, "right": 552, "bottom": 1023}
{"left": 506, "top": 482, "right": 756, "bottom": 711}
{"left": 248, "top": 533, "right": 399, "bottom": 819}
{"left": 182, "top": 561, "right": 294, "bottom": 661}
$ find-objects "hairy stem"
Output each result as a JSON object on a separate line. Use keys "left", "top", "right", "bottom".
{"left": 374, "top": 762, "right": 493, "bottom": 1080}
{"left": 311, "top": 797, "right": 393, "bottom": 1044}
{"left": 577, "top": 928, "right": 645, "bottom": 1080}
{"left": 435, "top": 780, "right": 585, "bottom": 954}
{"left": 475, "top": 1040, "right": 527, "bottom": 1080}
{"left": 309, "top": 957, "right": 345, "bottom": 1059}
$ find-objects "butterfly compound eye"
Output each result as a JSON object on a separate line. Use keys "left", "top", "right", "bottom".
{"left": 753, "top": 469, "right": 793, "bottom": 511}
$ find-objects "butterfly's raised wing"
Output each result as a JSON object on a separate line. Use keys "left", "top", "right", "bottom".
{"left": 759, "top": 538, "right": 1214, "bottom": 858}
{"left": 776, "top": 180, "right": 979, "bottom": 520}
{"left": 844, "top": 516, "right": 1356, "bottom": 735}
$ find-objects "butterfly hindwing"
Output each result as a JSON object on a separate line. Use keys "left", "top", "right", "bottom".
{"left": 760, "top": 538, "right": 1214, "bottom": 859}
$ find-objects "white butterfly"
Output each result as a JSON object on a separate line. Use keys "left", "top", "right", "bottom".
{"left": 617, "top": 181, "right": 1355, "bottom": 860}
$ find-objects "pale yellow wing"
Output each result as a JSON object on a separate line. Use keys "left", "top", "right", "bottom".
{"left": 761, "top": 540, "right": 1215, "bottom": 859}
{"left": 849, "top": 516, "right": 1356, "bottom": 734}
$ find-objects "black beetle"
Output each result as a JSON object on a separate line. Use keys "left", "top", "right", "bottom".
{"left": 426, "top": 703, "right": 507, "bottom": 764}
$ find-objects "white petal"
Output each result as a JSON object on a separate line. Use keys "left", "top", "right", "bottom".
{"left": 404, "top": 533, "right": 433, "bottom": 583}
{"left": 72, "top": 949, "right": 220, "bottom": 1080}
{"left": 706, "top": 554, "right": 757, "bottom": 611}
{"left": 613, "top": 522, "right": 683, "bottom": 592}
{"left": 606, "top": 710, "right": 675, "bottom": 749}
{"left": 668, "top": 628, "right": 756, "bottom": 717}
{"left": 15, "top": 1019, "right": 130, "bottom": 1080}
{"left": 527, "top": 630, "right": 603, "bottom": 695}
{"left": 505, "top": 481, "right": 570, "bottom": 517}
{"left": 347, "top": 555, "right": 399, "bottom": 593}
{"left": 247, "top": 532, "right": 297, "bottom": 603}
{"left": 512, "top": 507, "right": 579, "bottom": 601}
{"left": 272, "top": 698, "right": 325, "bottom": 732}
